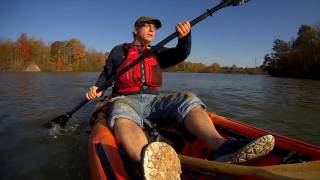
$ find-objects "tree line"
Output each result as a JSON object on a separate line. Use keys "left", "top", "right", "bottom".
{"left": 0, "top": 33, "right": 106, "bottom": 72}
{"left": 0, "top": 33, "right": 263, "bottom": 74}
{"left": 262, "top": 24, "right": 320, "bottom": 79}
{"left": 165, "top": 61, "right": 263, "bottom": 74}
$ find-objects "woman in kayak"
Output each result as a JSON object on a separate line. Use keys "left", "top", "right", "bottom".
{"left": 85, "top": 16, "right": 275, "bottom": 176}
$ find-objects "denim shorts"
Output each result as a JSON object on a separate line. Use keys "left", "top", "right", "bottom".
{"left": 107, "top": 92, "right": 206, "bottom": 129}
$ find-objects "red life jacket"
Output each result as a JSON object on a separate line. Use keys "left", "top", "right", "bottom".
{"left": 114, "top": 44, "right": 162, "bottom": 94}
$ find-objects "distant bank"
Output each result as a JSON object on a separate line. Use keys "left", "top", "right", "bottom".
{"left": 1, "top": 60, "right": 264, "bottom": 75}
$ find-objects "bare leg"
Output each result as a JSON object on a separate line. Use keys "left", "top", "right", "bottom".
{"left": 114, "top": 118, "right": 148, "bottom": 162}
{"left": 184, "top": 105, "right": 226, "bottom": 150}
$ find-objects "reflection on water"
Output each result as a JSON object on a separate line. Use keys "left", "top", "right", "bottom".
{"left": 0, "top": 72, "right": 319, "bottom": 179}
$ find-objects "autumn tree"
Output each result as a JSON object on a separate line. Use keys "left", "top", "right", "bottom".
{"left": 0, "top": 34, "right": 115, "bottom": 72}
{"left": 200, "top": 63, "right": 221, "bottom": 73}
{"left": 0, "top": 39, "right": 17, "bottom": 71}
{"left": 50, "top": 41, "right": 67, "bottom": 71}
{"left": 17, "top": 33, "right": 31, "bottom": 65}
{"left": 67, "top": 38, "right": 85, "bottom": 71}
{"left": 27, "top": 38, "right": 50, "bottom": 70}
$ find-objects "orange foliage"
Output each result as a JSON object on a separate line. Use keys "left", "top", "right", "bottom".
{"left": 67, "top": 38, "right": 85, "bottom": 64}
{"left": 17, "top": 33, "right": 30, "bottom": 62}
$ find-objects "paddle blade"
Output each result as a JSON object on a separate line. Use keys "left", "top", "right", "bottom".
{"left": 263, "top": 160, "right": 320, "bottom": 179}
{"left": 44, "top": 114, "right": 79, "bottom": 139}
{"left": 223, "top": 0, "right": 251, "bottom": 6}
{"left": 45, "top": 114, "right": 70, "bottom": 128}
{"left": 179, "top": 155, "right": 320, "bottom": 180}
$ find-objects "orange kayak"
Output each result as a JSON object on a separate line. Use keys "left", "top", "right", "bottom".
{"left": 88, "top": 105, "right": 320, "bottom": 180}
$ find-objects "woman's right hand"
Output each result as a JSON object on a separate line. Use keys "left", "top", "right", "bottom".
{"left": 85, "top": 86, "right": 103, "bottom": 100}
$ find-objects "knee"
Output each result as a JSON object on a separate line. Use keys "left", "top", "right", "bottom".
{"left": 182, "top": 91, "right": 206, "bottom": 111}
{"left": 114, "top": 117, "right": 137, "bottom": 129}
{"left": 190, "top": 104, "right": 205, "bottom": 112}
{"left": 185, "top": 105, "right": 205, "bottom": 120}
{"left": 183, "top": 91, "right": 197, "bottom": 98}
{"left": 114, "top": 117, "right": 139, "bottom": 139}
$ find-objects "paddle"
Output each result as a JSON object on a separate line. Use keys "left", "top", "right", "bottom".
{"left": 45, "top": 0, "right": 251, "bottom": 129}
{"left": 179, "top": 155, "right": 320, "bottom": 180}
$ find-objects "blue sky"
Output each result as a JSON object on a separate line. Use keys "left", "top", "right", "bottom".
{"left": 1, "top": 0, "right": 319, "bottom": 67}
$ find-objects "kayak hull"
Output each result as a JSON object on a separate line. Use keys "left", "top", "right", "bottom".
{"left": 88, "top": 109, "right": 320, "bottom": 180}
{"left": 88, "top": 119, "right": 129, "bottom": 180}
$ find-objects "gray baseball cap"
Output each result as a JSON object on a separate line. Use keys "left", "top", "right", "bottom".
{"left": 134, "top": 16, "right": 162, "bottom": 29}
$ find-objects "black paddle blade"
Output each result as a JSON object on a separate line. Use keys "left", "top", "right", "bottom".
{"left": 44, "top": 114, "right": 70, "bottom": 128}
{"left": 44, "top": 114, "right": 79, "bottom": 139}
{"left": 224, "top": 0, "right": 250, "bottom": 6}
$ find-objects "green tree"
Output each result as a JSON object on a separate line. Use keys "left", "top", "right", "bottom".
{"left": 263, "top": 24, "right": 320, "bottom": 79}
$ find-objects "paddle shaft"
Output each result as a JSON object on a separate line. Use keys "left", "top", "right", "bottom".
{"left": 64, "top": 0, "right": 233, "bottom": 118}
{"left": 179, "top": 155, "right": 320, "bottom": 180}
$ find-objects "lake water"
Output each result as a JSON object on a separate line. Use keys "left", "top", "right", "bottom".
{"left": 0, "top": 72, "right": 319, "bottom": 179}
